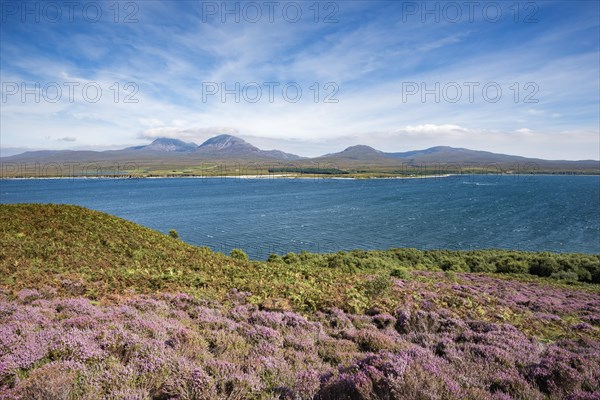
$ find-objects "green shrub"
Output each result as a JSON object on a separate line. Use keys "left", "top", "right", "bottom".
{"left": 359, "top": 257, "right": 396, "bottom": 270}
{"left": 470, "top": 261, "right": 496, "bottom": 273}
{"left": 327, "top": 254, "right": 344, "bottom": 269}
{"left": 575, "top": 268, "right": 592, "bottom": 282}
{"left": 529, "top": 257, "right": 558, "bottom": 277}
{"left": 578, "top": 257, "right": 600, "bottom": 283}
{"left": 440, "top": 258, "right": 469, "bottom": 272}
{"left": 444, "top": 270, "right": 457, "bottom": 282}
{"left": 550, "top": 270, "right": 579, "bottom": 283}
{"left": 390, "top": 268, "right": 411, "bottom": 280}
{"left": 496, "top": 258, "right": 528, "bottom": 274}
{"left": 364, "top": 274, "right": 393, "bottom": 298}
{"left": 168, "top": 229, "right": 179, "bottom": 239}
{"left": 326, "top": 253, "right": 360, "bottom": 272}
{"left": 267, "top": 253, "right": 283, "bottom": 263}
{"left": 283, "top": 252, "right": 301, "bottom": 264}
{"left": 230, "top": 249, "right": 249, "bottom": 261}
{"left": 466, "top": 256, "right": 495, "bottom": 273}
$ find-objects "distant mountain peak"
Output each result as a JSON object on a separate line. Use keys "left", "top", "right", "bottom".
{"left": 151, "top": 138, "right": 189, "bottom": 145}
{"left": 196, "top": 134, "right": 302, "bottom": 160}
{"left": 1, "top": 137, "right": 598, "bottom": 171}
{"left": 131, "top": 137, "right": 197, "bottom": 152}
{"left": 341, "top": 145, "right": 382, "bottom": 153}
{"left": 198, "top": 134, "right": 254, "bottom": 150}
{"left": 322, "top": 144, "right": 389, "bottom": 161}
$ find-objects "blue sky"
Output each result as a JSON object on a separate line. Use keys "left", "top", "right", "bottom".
{"left": 1, "top": 0, "right": 599, "bottom": 159}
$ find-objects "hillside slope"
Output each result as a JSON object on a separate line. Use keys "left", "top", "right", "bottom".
{"left": 1, "top": 204, "right": 599, "bottom": 305}
{"left": 2, "top": 273, "right": 599, "bottom": 400}
{"left": 0, "top": 204, "right": 242, "bottom": 298}
{"left": 1, "top": 205, "right": 600, "bottom": 399}
{"left": 0, "top": 204, "right": 371, "bottom": 311}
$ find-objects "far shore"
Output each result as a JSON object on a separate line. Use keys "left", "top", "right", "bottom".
{"left": 0, "top": 173, "right": 459, "bottom": 180}
{"left": 2, "top": 172, "right": 599, "bottom": 180}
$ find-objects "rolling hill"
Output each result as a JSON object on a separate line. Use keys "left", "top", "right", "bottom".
{"left": 316, "top": 145, "right": 599, "bottom": 172}
{"left": 1, "top": 135, "right": 598, "bottom": 176}
{"left": 319, "top": 145, "right": 390, "bottom": 161}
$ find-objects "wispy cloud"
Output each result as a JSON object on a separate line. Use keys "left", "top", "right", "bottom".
{"left": 1, "top": 1, "right": 598, "bottom": 160}
{"left": 56, "top": 136, "right": 77, "bottom": 142}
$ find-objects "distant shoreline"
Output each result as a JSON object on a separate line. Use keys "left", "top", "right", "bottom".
{"left": 2, "top": 173, "right": 600, "bottom": 181}
{"left": 0, "top": 173, "right": 457, "bottom": 180}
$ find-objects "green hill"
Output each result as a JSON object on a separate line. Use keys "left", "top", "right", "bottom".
{"left": 0, "top": 204, "right": 238, "bottom": 298}
{"left": 1, "top": 204, "right": 598, "bottom": 313}
{"left": 0, "top": 204, "right": 364, "bottom": 310}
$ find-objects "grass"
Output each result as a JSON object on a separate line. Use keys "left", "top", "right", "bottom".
{"left": 0, "top": 204, "right": 374, "bottom": 310}
{"left": 1, "top": 204, "right": 598, "bottom": 338}
{"left": 2, "top": 159, "right": 599, "bottom": 178}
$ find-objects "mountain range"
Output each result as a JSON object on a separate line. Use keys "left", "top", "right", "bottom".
{"left": 1, "top": 134, "right": 598, "bottom": 173}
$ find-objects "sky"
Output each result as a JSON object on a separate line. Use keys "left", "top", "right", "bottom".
{"left": 0, "top": 0, "right": 599, "bottom": 159}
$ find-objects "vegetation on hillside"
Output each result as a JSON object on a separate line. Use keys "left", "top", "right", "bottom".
{"left": 1, "top": 204, "right": 599, "bottom": 398}
{"left": 1, "top": 287, "right": 599, "bottom": 399}
{"left": 1, "top": 159, "right": 598, "bottom": 178}
{"left": 279, "top": 248, "right": 600, "bottom": 284}
{"left": 1, "top": 204, "right": 598, "bottom": 311}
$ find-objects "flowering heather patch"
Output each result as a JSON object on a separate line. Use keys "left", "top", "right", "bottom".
{"left": 1, "top": 283, "right": 599, "bottom": 399}
{"left": 1, "top": 205, "right": 600, "bottom": 398}
{"left": 391, "top": 271, "right": 600, "bottom": 342}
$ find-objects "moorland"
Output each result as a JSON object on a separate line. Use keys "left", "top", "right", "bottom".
{"left": 0, "top": 204, "right": 599, "bottom": 399}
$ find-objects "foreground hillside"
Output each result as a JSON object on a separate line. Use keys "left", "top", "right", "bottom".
{"left": 1, "top": 204, "right": 599, "bottom": 399}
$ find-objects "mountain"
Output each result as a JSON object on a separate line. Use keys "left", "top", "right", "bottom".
{"left": 317, "top": 145, "right": 391, "bottom": 162}
{"left": 195, "top": 134, "right": 302, "bottom": 160}
{"left": 0, "top": 135, "right": 303, "bottom": 163}
{"left": 128, "top": 138, "right": 198, "bottom": 152}
{"left": 385, "top": 146, "right": 599, "bottom": 169}
{"left": 1, "top": 136, "right": 598, "bottom": 175}
{"left": 387, "top": 146, "right": 537, "bottom": 163}
{"left": 196, "top": 134, "right": 259, "bottom": 156}
{"left": 314, "top": 145, "right": 599, "bottom": 171}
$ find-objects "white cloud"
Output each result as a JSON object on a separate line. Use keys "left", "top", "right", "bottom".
{"left": 0, "top": 2, "right": 598, "bottom": 160}
{"left": 137, "top": 127, "right": 240, "bottom": 143}
{"left": 404, "top": 124, "right": 470, "bottom": 134}
{"left": 515, "top": 128, "right": 534, "bottom": 135}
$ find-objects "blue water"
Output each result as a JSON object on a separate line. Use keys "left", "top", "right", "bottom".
{"left": 1, "top": 175, "right": 599, "bottom": 257}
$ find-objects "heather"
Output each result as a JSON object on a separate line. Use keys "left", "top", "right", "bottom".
{"left": 1, "top": 204, "right": 600, "bottom": 398}
{"left": 1, "top": 286, "right": 599, "bottom": 399}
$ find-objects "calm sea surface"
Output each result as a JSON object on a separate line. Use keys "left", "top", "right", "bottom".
{"left": 1, "top": 175, "right": 599, "bottom": 257}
